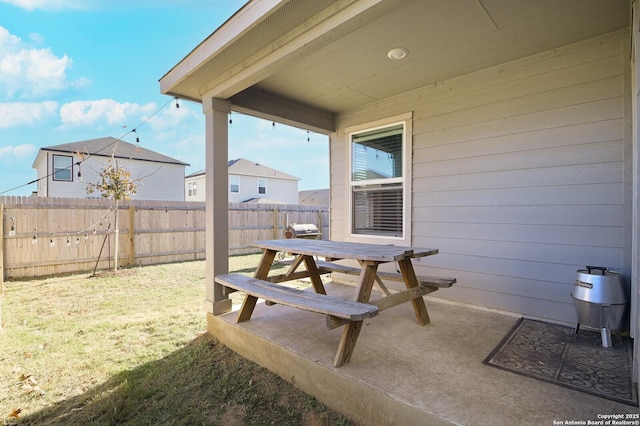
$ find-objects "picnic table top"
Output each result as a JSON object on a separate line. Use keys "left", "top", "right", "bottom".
{"left": 254, "top": 239, "right": 438, "bottom": 262}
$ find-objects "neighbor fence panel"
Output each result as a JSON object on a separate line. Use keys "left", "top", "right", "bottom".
{"left": 1, "top": 196, "right": 328, "bottom": 279}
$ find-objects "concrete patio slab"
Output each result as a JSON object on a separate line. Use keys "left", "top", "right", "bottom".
{"left": 208, "top": 283, "right": 637, "bottom": 425}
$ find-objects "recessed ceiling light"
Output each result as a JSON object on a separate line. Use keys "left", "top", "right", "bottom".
{"left": 387, "top": 47, "right": 408, "bottom": 60}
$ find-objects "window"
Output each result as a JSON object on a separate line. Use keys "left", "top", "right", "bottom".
{"left": 258, "top": 178, "right": 266, "bottom": 195}
{"left": 350, "top": 120, "right": 409, "bottom": 238}
{"left": 53, "top": 155, "right": 73, "bottom": 181}
{"left": 188, "top": 182, "right": 197, "bottom": 197}
{"left": 230, "top": 176, "right": 239, "bottom": 193}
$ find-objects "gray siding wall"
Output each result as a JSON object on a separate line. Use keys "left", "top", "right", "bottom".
{"left": 332, "top": 30, "right": 630, "bottom": 324}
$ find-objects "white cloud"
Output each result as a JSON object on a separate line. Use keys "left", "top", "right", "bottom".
{"left": 0, "top": 0, "right": 87, "bottom": 11}
{"left": 147, "top": 101, "right": 200, "bottom": 133}
{"left": 0, "top": 101, "right": 58, "bottom": 128}
{"left": 0, "top": 143, "right": 36, "bottom": 158}
{"left": 0, "top": 26, "right": 81, "bottom": 99}
{"left": 59, "top": 99, "right": 157, "bottom": 127}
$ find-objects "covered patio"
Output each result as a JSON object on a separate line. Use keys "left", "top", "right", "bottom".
{"left": 161, "top": 0, "right": 639, "bottom": 423}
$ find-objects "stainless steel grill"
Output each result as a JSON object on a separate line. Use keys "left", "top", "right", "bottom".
{"left": 283, "top": 223, "right": 321, "bottom": 240}
{"left": 571, "top": 266, "right": 628, "bottom": 348}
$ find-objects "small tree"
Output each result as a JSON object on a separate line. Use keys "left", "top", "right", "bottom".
{"left": 87, "top": 157, "right": 137, "bottom": 270}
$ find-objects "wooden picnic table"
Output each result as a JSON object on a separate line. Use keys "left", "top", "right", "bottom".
{"left": 215, "top": 239, "right": 454, "bottom": 367}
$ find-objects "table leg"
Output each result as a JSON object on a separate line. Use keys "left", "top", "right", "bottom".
{"left": 302, "top": 255, "right": 327, "bottom": 295}
{"left": 235, "top": 249, "right": 277, "bottom": 323}
{"left": 236, "top": 295, "right": 258, "bottom": 322}
{"left": 254, "top": 249, "right": 277, "bottom": 280}
{"left": 397, "top": 258, "right": 431, "bottom": 325}
{"left": 334, "top": 320, "right": 363, "bottom": 367}
{"left": 331, "top": 261, "right": 379, "bottom": 365}
{"left": 354, "top": 261, "right": 379, "bottom": 303}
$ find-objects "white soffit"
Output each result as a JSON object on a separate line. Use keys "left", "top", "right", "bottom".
{"left": 161, "top": 0, "right": 629, "bottom": 115}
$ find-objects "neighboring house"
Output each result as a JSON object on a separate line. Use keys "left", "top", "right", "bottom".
{"left": 32, "top": 137, "right": 188, "bottom": 201}
{"left": 298, "top": 189, "right": 329, "bottom": 206}
{"left": 184, "top": 170, "right": 205, "bottom": 202}
{"left": 185, "top": 158, "right": 299, "bottom": 203}
{"left": 162, "top": 2, "right": 639, "bottom": 374}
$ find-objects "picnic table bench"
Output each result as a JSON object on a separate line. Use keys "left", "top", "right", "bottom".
{"left": 214, "top": 273, "right": 379, "bottom": 322}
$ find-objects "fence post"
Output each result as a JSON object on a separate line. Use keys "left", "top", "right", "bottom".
{"left": 128, "top": 205, "right": 135, "bottom": 266}
{"left": 273, "top": 208, "right": 279, "bottom": 239}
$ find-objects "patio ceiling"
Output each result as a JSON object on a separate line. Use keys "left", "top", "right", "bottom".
{"left": 160, "top": 0, "right": 629, "bottom": 132}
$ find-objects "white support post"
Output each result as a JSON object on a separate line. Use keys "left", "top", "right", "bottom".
{"left": 204, "top": 98, "right": 232, "bottom": 315}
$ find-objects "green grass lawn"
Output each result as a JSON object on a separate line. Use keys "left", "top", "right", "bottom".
{"left": 0, "top": 256, "right": 352, "bottom": 425}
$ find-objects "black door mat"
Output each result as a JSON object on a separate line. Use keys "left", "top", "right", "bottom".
{"left": 483, "top": 317, "right": 637, "bottom": 407}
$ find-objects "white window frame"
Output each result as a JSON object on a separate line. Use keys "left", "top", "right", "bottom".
{"left": 258, "top": 178, "right": 267, "bottom": 195}
{"left": 230, "top": 176, "right": 239, "bottom": 193}
{"left": 188, "top": 181, "right": 197, "bottom": 197}
{"left": 345, "top": 113, "right": 412, "bottom": 245}
{"left": 53, "top": 154, "right": 73, "bottom": 181}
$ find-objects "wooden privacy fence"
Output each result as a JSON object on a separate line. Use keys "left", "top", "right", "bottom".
{"left": 0, "top": 196, "right": 328, "bottom": 285}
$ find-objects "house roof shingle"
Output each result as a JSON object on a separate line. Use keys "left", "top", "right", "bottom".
{"left": 185, "top": 158, "right": 299, "bottom": 181}
{"left": 39, "top": 137, "right": 188, "bottom": 166}
{"left": 228, "top": 158, "right": 299, "bottom": 181}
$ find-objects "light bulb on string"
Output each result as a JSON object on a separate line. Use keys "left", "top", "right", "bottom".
{"left": 229, "top": 114, "right": 233, "bottom": 125}
{"left": 9, "top": 217, "right": 16, "bottom": 237}
{"left": 174, "top": 97, "right": 180, "bottom": 109}
{"left": 75, "top": 236, "right": 80, "bottom": 245}
{"left": 66, "top": 236, "right": 71, "bottom": 247}
{"left": 32, "top": 234, "right": 37, "bottom": 245}
{"left": 49, "top": 238, "right": 55, "bottom": 247}
{"left": 307, "top": 130, "right": 310, "bottom": 142}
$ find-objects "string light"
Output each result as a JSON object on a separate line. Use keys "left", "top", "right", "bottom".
{"left": 76, "top": 162, "right": 82, "bottom": 182}
{"left": 174, "top": 97, "right": 180, "bottom": 109}
{"left": 229, "top": 113, "right": 233, "bottom": 125}
{"left": 307, "top": 130, "right": 310, "bottom": 142}
{"left": 23, "top": 207, "right": 112, "bottom": 246}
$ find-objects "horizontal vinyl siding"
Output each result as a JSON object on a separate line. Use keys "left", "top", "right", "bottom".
{"left": 412, "top": 31, "right": 626, "bottom": 324}
{"left": 115, "top": 161, "right": 185, "bottom": 201}
{"left": 337, "top": 30, "right": 629, "bottom": 324}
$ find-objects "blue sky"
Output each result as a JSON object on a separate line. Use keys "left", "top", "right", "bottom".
{"left": 0, "top": 0, "right": 329, "bottom": 196}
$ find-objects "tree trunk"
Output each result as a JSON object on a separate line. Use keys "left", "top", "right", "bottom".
{"left": 114, "top": 200, "right": 119, "bottom": 271}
